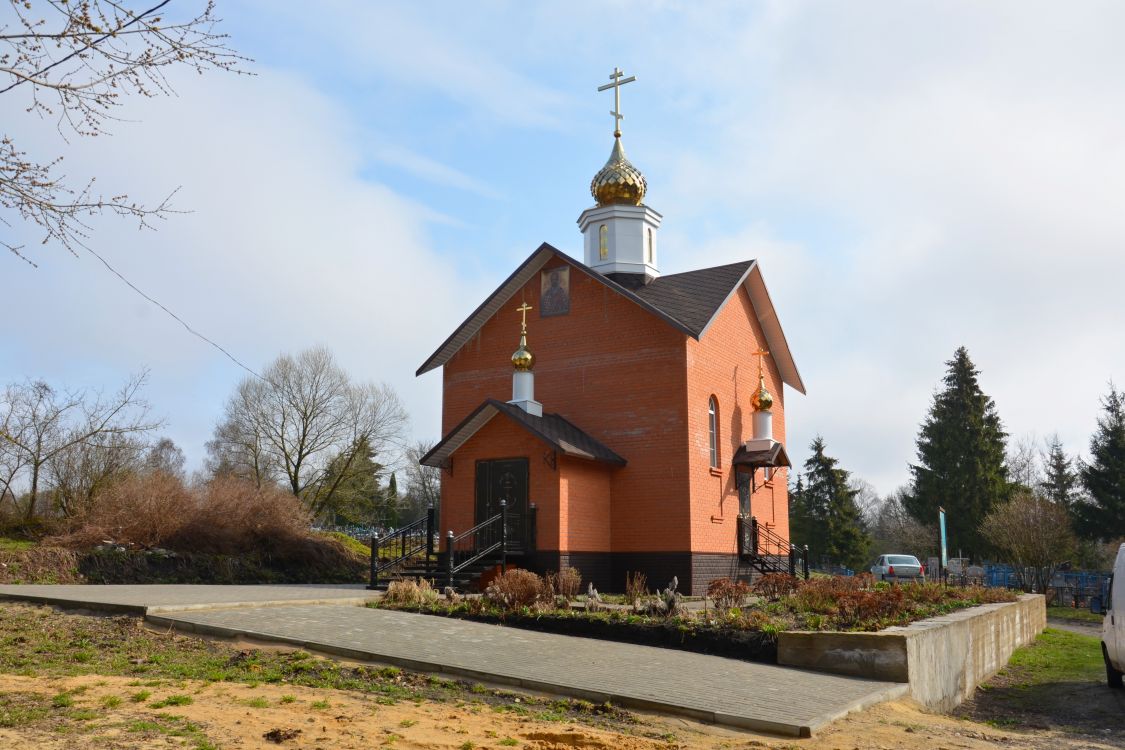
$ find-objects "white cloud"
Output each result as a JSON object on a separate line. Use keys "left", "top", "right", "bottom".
{"left": 0, "top": 66, "right": 485, "bottom": 467}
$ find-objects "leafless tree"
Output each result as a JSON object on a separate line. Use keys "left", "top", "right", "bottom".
{"left": 981, "top": 490, "right": 1077, "bottom": 593}
{"left": 862, "top": 486, "right": 937, "bottom": 560}
{"left": 45, "top": 432, "right": 146, "bottom": 517}
{"left": 1, "top": 1, "right": 244, "bottom": 263}
{"left": 402, "top": 440, "right": 440, "bottom": 520}
{"left": 1006, "top": 432, "right": 1042, "bottom": 491}
{"left": 206, "top": 347, "right": 409, "bottom": 517}
{"left": 0, "top": 372, "right": 159, "bottom": 519}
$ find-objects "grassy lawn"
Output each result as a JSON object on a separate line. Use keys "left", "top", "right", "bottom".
{"left": 1047, "top": 605, "right": 1105, "bottom": 625}
{"left": 0, "top": 602, "right": 636, "bottom": 732}
{"left": 0, "top": 537, "right": 36, "bottom": 552}
{"left": 956, "top": 628, "right": 1123, "bottom": 735}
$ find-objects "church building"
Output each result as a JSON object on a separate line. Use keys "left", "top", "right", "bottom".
{"left": 418, "top": 70, "right": 805, "bottom": 595}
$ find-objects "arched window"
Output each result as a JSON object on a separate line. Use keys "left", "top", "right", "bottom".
{"left": 708, "top": 397, "right": 719, "bottom": 468}
{"left": 599, "top": 224, "right": 608, "bottom": 260}
{"left": 646, "top": 228, "right": 654, "bottom": 264}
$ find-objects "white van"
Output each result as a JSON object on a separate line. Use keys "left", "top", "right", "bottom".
{"left": 1100, "top": 543, "right": 1125, "bottom": 688}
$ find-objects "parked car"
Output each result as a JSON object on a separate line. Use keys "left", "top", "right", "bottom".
{"left": 870, "top": 554, "right": 925, "bottom": 581}
{"left": 1095, "top": 543, "right": 1124, "bottom": 689}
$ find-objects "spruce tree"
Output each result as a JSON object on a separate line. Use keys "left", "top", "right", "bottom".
{"left": 1076, "top": 384, "right": 1125, "bottom": 540}
{"left": 788, "top": 473, "right": 823, "bottom": 556}
{"left": 799, "top": 437, "right": 871, "bottom": 570}
{"left": 317, "top": 437, "right": 383, "bottom": 526}
{"left": 904, "top": 347, "right": 1008, "bottom": 560}
{"left": 1040, "top": 435, "right": 1079, "bottom": 511}
{"left": 383, "top": 472, "right": 401, "bottom": 529}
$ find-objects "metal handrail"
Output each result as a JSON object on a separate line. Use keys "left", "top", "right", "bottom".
{"left": 368, "top": 508, "right": 436, "bottom": 590}
{"left": 445, "top": 504, "right": 508, "bottom": 589}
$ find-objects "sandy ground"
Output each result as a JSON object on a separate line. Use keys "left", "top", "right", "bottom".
{"left": 1, "top": 672, "right": 1121, "bottom": 750}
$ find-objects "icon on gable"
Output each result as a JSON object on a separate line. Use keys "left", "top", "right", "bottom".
{"left": 540, "top": 266, "right": 570, "bottom": 317}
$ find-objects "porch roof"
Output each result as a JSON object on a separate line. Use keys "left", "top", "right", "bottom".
{"left": 420, "top": 398, "right": 627, "bottom": 469}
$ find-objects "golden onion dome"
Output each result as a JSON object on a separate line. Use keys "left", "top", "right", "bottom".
{"left": 590, "top": 136, "right": 647, "bottom": 206}
{"left": 751, "top": 374, "right": 774, "bottom": 412}
{"left": 511, "top": 334, "right": 534, "bottom": 371}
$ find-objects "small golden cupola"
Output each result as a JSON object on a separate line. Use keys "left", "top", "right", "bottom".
{"left": 577, "top": 66, "right": 663, "bottom": 284}
{"left": 591, "top": 136, "right": 647, "bottom": 207}
{"left": 751, "top": 373, "right": 774, "bottom": 412}
{"left": 508, "top": 302, "right": 542, "bottom": 416}
{"left": 746, "top": 349, "right": 777, "bottom": 452}
{"left": 511, "top": 304, "right": 535, "bottom": 372}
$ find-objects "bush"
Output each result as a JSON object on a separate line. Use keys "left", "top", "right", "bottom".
{"left": 47, "top": 473, "right": 314, "bottom": 556}
{"left": 624, "top": 571, "right": 648, "bottom": 604}
{"left": 751, "top": 573, "right": 799, "bottom": 601}
{"left": 484, "top": 569, "right": 551, "bottom": 611}
{"left": 546, "top": 567, "right": 582, "bottom": 602}
{"left": 383, "top": 578, "right": 440, "bottom": 607}
{"left": 707, "top": 578, "right": 750, "bottom": 610}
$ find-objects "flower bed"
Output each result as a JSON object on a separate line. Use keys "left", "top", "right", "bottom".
{"left": 371, "top": 571, "right": 1018, "bottom": 665}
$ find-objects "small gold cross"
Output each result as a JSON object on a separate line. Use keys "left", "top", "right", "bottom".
{"left": 517, "top": 302, "right": 532, "bottom": 331}
{"left": 750, "top": 348, "right": 770, "bottom": 378}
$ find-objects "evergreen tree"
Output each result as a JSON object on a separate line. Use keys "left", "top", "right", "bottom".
{"left": 798, "top": 437, "right": 871, "bottom": 570}
{"left": 382, "top": 472, "right": 400, "bottom": 529}
{"left": 1076, "top": 384, "right": 1125, "bottom": 541}
{"left": 788, "top": 473, "right": 824, "bottom": 557}
{"left": 904, "top": 347, "right": 1008, "bottom": 560}
{"left": 317, "top": 437, "right": 383, "bottom": 526}
{"left": 1040, "top": 435, "right": 1079, "bottom": 511}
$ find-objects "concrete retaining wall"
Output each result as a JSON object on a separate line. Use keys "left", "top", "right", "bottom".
{"left": 777, "top": 594, "right": 1045, "bottom": 711}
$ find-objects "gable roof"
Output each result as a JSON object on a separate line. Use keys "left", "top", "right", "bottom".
{"left": 416, "top": 244, "right": 805, "bottom": 394}
{"left": 420, "top": 398, "right": 627, "bottom": 468}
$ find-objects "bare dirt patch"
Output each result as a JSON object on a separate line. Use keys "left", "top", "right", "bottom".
{"left": 0, "top": 673, "right": 1121, "bottom": 750}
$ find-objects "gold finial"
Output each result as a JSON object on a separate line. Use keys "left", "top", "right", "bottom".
{"left": 598, "top": 66, "right": 636, "bottom": 138}
{"left": 512, "top": 302, "right": 535, "bottom": 371}
{"left": 750, "top": 349, "right": 774, "bottom": 411}
{"left": 591, "top": 67, "right": 647, "bottom": 207}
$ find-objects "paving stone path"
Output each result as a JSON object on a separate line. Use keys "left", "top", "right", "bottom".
{"left": 0, "top": 585, "right": 907, "bottom": 736}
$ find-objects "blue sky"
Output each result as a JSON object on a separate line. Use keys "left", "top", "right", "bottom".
{"left": 4, "top": 1, "right": 1125, "bottom": 495}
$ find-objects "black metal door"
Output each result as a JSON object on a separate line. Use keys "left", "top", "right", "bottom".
{"left": 475, "top": 458, "right": 528, "bottom": 552}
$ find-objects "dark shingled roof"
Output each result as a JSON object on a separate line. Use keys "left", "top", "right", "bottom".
{"left": 731, "top": 442, "right": 791, "bottom": 470}
{"left": 415, "top": 244, "right": 805, "bottom": 395}
{"left": 632, "top": 261, "right": 755, "bottom": 337}
{"left": 421, "top": 398, "right": 626, "bottom": 468}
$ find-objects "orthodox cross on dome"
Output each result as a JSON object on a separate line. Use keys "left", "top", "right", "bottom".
{"left": 516, "top": 302, "right": 532, "bottom": 333}
{"left": 597, "top": 66, "right": 636, "bottom": 138}
{"left": 750, "top": 348, "right": 770, "bottom": 378}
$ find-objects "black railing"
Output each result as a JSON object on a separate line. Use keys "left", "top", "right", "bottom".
{"left": 445, "top": 500, "right": 508, "bottom": 589}
{"left": 368, "top": 505, "right": 436, "bottom": 590}
{"left": 738, "top": 515, "right": 809, "bottom": 580}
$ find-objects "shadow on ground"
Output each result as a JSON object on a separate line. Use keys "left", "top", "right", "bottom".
{"left": 956, "top": 677, "right": 1125, "bottom": 743}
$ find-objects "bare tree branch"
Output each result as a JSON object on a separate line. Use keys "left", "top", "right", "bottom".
{"left": 1, "top": 0, "right": 248, "bottom": 261}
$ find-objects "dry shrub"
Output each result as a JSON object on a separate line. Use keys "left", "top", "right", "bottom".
{"left": 46, "top": 473, "right": 314, "bottom": 556}
{"left": 707, "top": 578, "right": 750, "bottom": 610}
{"left": 383, "top": 578, "right": 440, "bottom": 607}
{"left": 624, "top": 571, "right": 648, "bottom": 603}
{"left": 167, "top": 476, "right": 311, "bottom": 555}
{"left": 752, "top": 573, "right": 799, "bottom": 601}
{"left": 484, "top": 568, "right": 551, "bottom": 611}
{"left": 49, "top": 471, "right": 191, "bottom": 549}
{"left": 546, "top": 567, "right": 582, "bottom": 602}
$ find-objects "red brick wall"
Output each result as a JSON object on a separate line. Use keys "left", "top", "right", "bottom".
{"left": 684, "top": 284, "right": 790, "bottom": 555}
{"left": 437, "top": 416, "right": 561, "bottom": 550}
{"left": 558, "top": 456, "right": 613, "bottom": 553}
{"left": 440, "top": 257, "right": 692, "bottom": 554}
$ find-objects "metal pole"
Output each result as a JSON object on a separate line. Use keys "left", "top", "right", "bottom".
{"left": 803, "top": 544, "right": 809, "bottom": 580}
{"left": 426, "top": 503, "right": 435, "bottom": 561}
{"left": 750, "top": 516, "right": 759, "bottom": 557}
{"left": 500, "top": 499, "right": 508, "bottom": 574}
{"left": 788, "top": 545, "right": 796, "bottom": 576}
{"left": 368, "top": 533, "right": 380, "bottom": 590}
{"left": 446, "top": 530, "right": 455, "bottom": 590}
